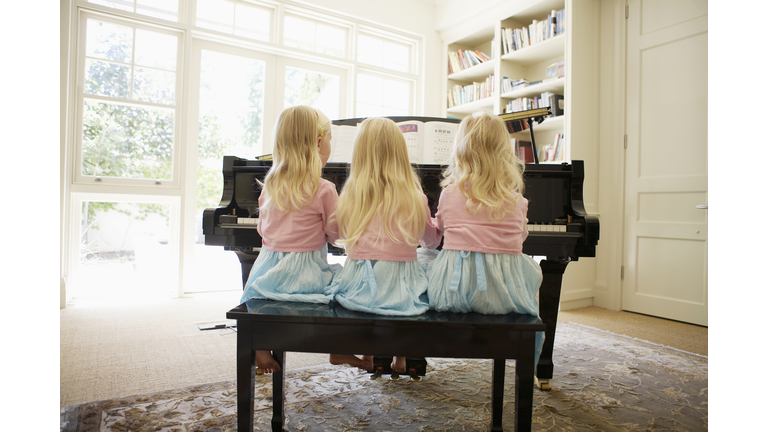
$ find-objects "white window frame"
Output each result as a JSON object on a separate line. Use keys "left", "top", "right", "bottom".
{"left": 73, "top": 10, "right": 185, "bottom": 188}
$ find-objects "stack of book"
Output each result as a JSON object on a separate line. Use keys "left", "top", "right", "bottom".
{"left": 501, "top": 9, "right": 565, "bottom": 54}
{"left": 539, "top": 134, "right": 565, "bottom": 161}
{"left": 447, "top": 74, "right": 495, "bottom": 108}
{"left": 447, "top": 49, "right": 491, "bottom": 75}
{"left": 501, "top": 77, "right": 530, "bottom": 93}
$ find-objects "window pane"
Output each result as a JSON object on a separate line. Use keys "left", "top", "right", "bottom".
{"left": 82, "top": 100, "right": 174, "bottom": 180}
{"left": 136, "top": 0, "right": 179, "bottom": 21}
{"left": 283, "top": 16, "right": 315, "bottom": 51}
{"left": 88, "top": 0, "right": 133, "bottom": 13}
{"left": 196, "top": 0, "right": 235, "bottom": 33}
{"left": 134, "top": 29, "right": 177, "bottom": 71}
{"left": 284, "top": 15, "right": 345, "bottom": 57}
{"left": 79, "top": 201, "right": 175, "bottom": 298}
{"left": 382, "top": 41, "right": 409, "bottom": 72}
{"left": 358, "top": 34, "right": 410, "bottom": 73}
{"left": 357, "top": 35, "right": 382, "bottom": 67}
{"left": 316, "top": 24, "right": 346, "bottom": 57}
{"left": 234, "top": 3, "right": 271, "bottom": 42}
{"left": 284, "top": 67, "right": 340, "bottom": 119}
{"left": 383, "top": 79, "right": 410, "bottom": 110}
{"left": 356, "top": 74, "right": 383, "bottom": 105}
{"left": 86, "top": 19, "right": 133, "bottom": 63}
{"left": 197, "top": 50, "right": 266, "bottom": 216}
{"left": 356, "top": 74, "right": 411, "bottom": 116}
{"left": 133, "top": 67, "right": 176, "bottom": 104}
{"left": 356, "top": 102, "right": 383, "bottom": 118}
{"left": 84, "top": 59, "right": 130, "bottom": 98}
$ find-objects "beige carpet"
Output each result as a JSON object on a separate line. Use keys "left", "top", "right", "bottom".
{"left": 61, "top": 322, "right": 708, "bottom": 431}
{"left": 60, "top": 290, "right": 707, "bottom": 409}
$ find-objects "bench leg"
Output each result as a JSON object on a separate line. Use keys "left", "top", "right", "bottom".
{"left": 271, "top": 350, "right": 286, "bottom": 431}
{"left": 236, "top": 320, "right": 256, "bottom": 432}
{"left": 514, "top": 333, "right": 536, "bottom": 432}
{"left": 491, "top": 358, "right": 505, "bottom": 431}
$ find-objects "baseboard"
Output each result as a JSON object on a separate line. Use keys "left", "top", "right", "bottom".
{"left": 560, "top": 298, "right": 593, "bottom": 311}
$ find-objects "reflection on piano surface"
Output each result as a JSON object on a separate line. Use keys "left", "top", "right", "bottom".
{"left": 202, "top": 120, "right": 599, "bottom": 390}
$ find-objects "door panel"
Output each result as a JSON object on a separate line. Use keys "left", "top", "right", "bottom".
{"left": 623, "top": 0, "right": 708, "bottom": 325}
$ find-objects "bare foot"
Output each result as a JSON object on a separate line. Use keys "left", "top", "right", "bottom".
{"left": 256, "top": 350, "right": 280, "bottom": 373}
{"left": 330, "top": 354, "right": 374, "bottom": 372}
{"left": 391, "top": 356, "right": 406, "bottom": 374}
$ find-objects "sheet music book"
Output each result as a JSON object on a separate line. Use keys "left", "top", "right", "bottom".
{"left": 396, "top": 120, "right": 457, "bottom": 164}
{"left": 329, "top": 121, "right": 458, "bottom": 164}
{"left": 328, "top": 124, "right": 359, "bottom": 163}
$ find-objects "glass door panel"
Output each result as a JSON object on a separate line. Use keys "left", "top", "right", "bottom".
{"left": 76, "top": 199, "right": 177, "bottom": 299}
{"left": 188, "top": 43, "right": 276, "bottom": 293}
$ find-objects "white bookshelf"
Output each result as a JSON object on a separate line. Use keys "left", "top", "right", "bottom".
{"left": 441, "top": 0, "right": 599, "bottom": 164}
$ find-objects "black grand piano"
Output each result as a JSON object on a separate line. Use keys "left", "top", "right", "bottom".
{"left": 202, "top": 116, "right": 599, "bottom": 390}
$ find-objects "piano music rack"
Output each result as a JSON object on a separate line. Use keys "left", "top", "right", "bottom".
{"left": 498, "top": 107, "right": 552, "bottom": 164}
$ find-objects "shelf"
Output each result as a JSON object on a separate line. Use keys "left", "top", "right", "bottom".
{"left": 500, "top": 34, "right": 564, "bottom": 66}
{"left": 501, "top": 77, "right": 565, "bottom": 99}
{"left": 447, "top": 97, "right": 495, "bottom": 115}
{"left": 447, "top": 60, "right": 495, "bottom": 82}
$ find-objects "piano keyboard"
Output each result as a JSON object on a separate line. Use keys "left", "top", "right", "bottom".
{"left": 527, "top": 224, "right": 568, "bottom": 233}
{"left": 219, "top": 216, "right": 259, "bottom": 229}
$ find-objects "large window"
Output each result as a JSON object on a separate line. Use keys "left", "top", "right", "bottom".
{"left": 78, "top": 15, "right": 181, "bottom": 184}
{"left": 66, "top": 0, "right": 424, "bottom": 301}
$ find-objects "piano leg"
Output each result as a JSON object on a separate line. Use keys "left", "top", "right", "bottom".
{"left": 535, "top": 258, "right": 570, "bottom": 391}
{"left": 234, "top": 250, "right": 260, "bottom": 289}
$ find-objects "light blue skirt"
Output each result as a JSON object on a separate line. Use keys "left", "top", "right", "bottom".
{"left": 240, "top": 244, "right": 342, "bottom": 304}
{"left": 325, "top": 258, "right": 430, "bottom": 316}
{"left": 426, "top": 249, "right": 545, "bottom": 365}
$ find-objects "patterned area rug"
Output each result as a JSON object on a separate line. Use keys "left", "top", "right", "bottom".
{"left": 60, "top": 322, "right": 707, "bottom": 431}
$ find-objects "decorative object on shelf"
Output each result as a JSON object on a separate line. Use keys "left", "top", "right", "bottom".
{"left": 545, "top": 60, "right": 565, "bottom": 79}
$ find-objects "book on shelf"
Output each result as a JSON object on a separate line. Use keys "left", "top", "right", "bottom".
{"left": 548, "top": 94, "right": 564, "bottom": 117}
{"left": 448, "top": 49, "right": 491, "bottom": 75}
{"left": 501, "top": 8, "right": 565, "bottom": 55}
{"left": 329, "top": 120, "right": 458, "bottom": 165}
{"left": 511, "top": 138, "right": 534, "bottom": 164}
{"left": 448, "top": 74, "right": 494, "bottom": 108}
{"left": 538, "top": 133, "right": 565, "bottom": 162}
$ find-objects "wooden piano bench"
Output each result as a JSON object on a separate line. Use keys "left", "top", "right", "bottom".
{"left": 227, "top": 299, "right": 545, "bottom": 432}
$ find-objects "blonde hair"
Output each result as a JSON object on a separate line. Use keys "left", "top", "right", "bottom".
{"left": 440, "top": 112, "right": 525, "bottom": 221}
{"left": 334, "top": 117, "right": 426, "bottom": 250}
{"left": 261, "top": 106, "right": 331, "bottom": 212}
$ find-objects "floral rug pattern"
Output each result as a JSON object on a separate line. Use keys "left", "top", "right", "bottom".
{"left": 60, "top": 322, "right": 707, "bottom": 431}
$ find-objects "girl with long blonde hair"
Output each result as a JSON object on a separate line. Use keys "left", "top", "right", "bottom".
{"left": 326, "top": 117, "right": 441, "bottom": 373}
{"left": 240, "top": 105, "right": 340, "bottom": 373}
{"left": 426, "top": 112, "right": 545, "bottom": 365}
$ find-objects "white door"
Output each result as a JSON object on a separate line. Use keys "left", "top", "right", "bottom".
{"left": 622, "top": 0, "right": 708, "bottom": 326}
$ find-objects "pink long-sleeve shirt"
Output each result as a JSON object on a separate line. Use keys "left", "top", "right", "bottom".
{"left": 345, "top": 194, "right": 441, "bottom": 261}
{"left": 257, "top": 178, "right": 340, "bottom": 252}
{"left": 434, "top": 184, "right": 529, "bottom": 254}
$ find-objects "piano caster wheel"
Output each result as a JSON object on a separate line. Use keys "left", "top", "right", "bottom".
{"left": 389, "top": 371, "right": 401, "bottom": 381}
{"left": 255, "top": 367, "right": 264, "bottom": 376}
{"left": 535, "top": 377, "right": 551, "bottom": 391}
{"left": 370, "top": 367, "right": 384, "bottom": 380}
{"left": 408, "top": 368, "right": 422, "bottom": 382}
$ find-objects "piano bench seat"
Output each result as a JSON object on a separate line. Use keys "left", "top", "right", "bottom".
{"left": 227, "top": 299, "right": 544, "bottom": 432}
